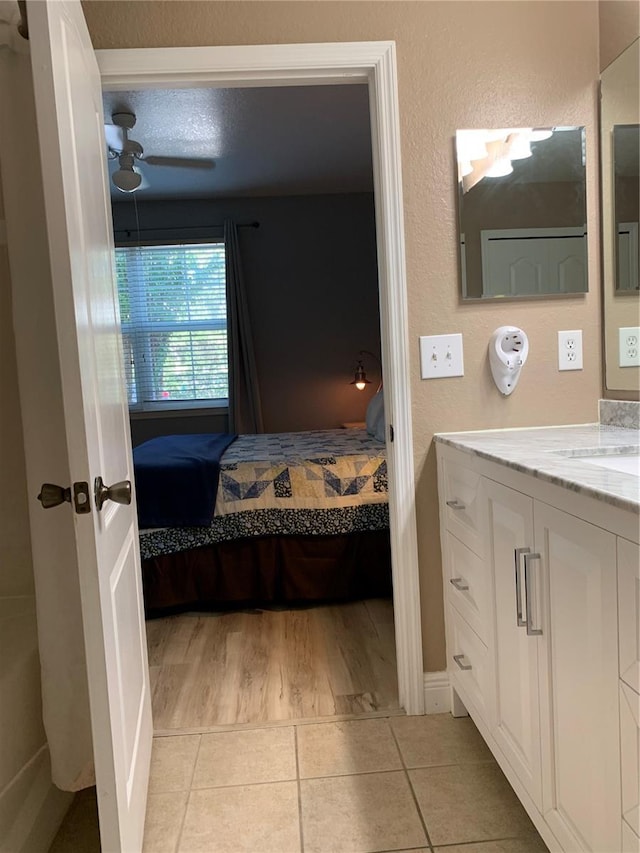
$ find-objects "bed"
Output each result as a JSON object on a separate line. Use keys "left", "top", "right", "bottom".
{"left": 135, "top": 428, "right": 391, "bottom": 616}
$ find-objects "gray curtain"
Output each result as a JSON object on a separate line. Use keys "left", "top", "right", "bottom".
{"left": 224, "top": 220, "right": 264, "bottom": 433}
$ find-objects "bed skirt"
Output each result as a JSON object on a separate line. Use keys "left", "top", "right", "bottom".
{"left": 142, "top": 530, "right": 392, "bottom": 617}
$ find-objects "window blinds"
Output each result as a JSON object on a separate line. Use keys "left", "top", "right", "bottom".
{"left": 115, "top": 242, "right": 228, "bottom": 410}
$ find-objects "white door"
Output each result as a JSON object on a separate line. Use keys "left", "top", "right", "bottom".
{"left": 535, "top": 502, "right": 620, "bottom": 853}
{"left": 484, "top": 479, "right": 542, "bottom": 811}
{"left": 27, "top": 1, "right": 152, "bottom": 850}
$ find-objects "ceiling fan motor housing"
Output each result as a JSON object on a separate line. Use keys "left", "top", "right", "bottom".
{"left": 105, "top": 109, "right": 215, "bottom": 193}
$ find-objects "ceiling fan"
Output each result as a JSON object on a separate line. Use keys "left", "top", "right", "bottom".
{"left": 104, "top": 112, "right": 215, "bottom": 193}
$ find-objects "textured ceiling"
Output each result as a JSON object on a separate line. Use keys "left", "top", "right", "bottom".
{"left": 102, "top": 84, "right": 374, "bottom": 201}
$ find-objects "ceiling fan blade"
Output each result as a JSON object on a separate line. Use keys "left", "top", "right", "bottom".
{"left": 144, "top": 155, "right": 215, "bottom": 170}
{"left": 104, "top": 123, "right": 125, "bottom": 151}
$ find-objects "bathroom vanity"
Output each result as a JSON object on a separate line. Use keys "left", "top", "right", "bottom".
{"left": 435, "top": 417, "right": 639, "bottom": 853}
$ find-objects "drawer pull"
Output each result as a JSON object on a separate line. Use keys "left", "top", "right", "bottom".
{"left": 524, "top": 552, "right": 543, "bottom": 637}
{"left": 446, "top": 499, "right": 466, "bottom": 510}
{"left": 514, "top": 547, "right": 530, "bottom": 628}
{"left": 453, "top": 653, "right": 472, "bottom": 671}
{"left": 450, "top": 577, "right": 470, "bottom": 591}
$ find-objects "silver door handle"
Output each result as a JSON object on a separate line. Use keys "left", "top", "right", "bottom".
{"left": 94, "top": 477, "right": 132, "bottom": 512}
{"left": 446, "top": 499, "right": 466, "bottom": 510}
{"left": 453, "top": 653, "right": 472, "bottom": 671}
{"left": 37, "top": 481, "right": 91, "bottom": 514}
{"left": 450, "top": 577, "right": 470, "bottom": 591}
{"left": 524, "top": 552, "right": 543, "bottom": 636}
{"left": 514, "top": 547, "right": 530, "bottom": 627}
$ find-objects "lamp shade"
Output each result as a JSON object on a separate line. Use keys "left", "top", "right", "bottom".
{"left": 350, "top": 361, "right": 371, "bottom": 391}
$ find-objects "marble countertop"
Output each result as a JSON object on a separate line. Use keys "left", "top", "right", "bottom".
{"left": 435, "top": 423, "right": 640, "bottom": 513}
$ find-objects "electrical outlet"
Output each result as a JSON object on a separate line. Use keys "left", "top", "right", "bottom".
{"left": 558, "top": 330, "right": 583, "bottom": 371}
{"left": 619, "top": 327, "right": 640, "bottom": 367}
{"left": 420, "top": 334, "right": 464, "bottom": 379}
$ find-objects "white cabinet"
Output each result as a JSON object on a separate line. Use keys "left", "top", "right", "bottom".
{"left": 618, "top": 537, "right": 640, "bottom": 695}
{"left": 534, "top": 502, "right": 619, "bottom": 853}
{"left": 436, "top": 444, "right": 637, "bottom": 853}
{"left": 484, "top": 479, "right": 542, "bottom": 811}
{"left": 441, "top": 455, "right": 484, "bottom": 555}
{"left": 620, "top": 681, "right": 640, "bottom": 847}
{"left": 619, "top": 536, "right": 640, "bottom": 851}
{"left": 438, "top": 453, "right": 493, "bottom": 730}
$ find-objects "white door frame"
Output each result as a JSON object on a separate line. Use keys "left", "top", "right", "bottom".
{"left": 98, "top": 40, "right": 425, "bottom": 715}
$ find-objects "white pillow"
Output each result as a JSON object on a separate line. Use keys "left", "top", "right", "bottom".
{"left": 365, "top": 390, "right": 385, "bottom": 442}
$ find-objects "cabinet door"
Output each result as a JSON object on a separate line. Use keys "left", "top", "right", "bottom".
{"left": 618, "top": 536, "right": 640, "bottom": 694}
{"left": 535, "top": 502, "right": 620, "bottom": 853}
{"left": 484, "top": 479, "right": 542, "bottom": 810}
{"left": 620, "top": 680, "right": 640, "bottom": 841}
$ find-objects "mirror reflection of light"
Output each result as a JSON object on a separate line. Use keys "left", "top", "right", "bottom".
{"left": 508, "top": 132, "right": 533, "bottom": 160}
{"left": 485, "top": 129, "right": 512, "bottom": 142}
{"left": 530, "top": 128, "right": 554, "bottom": 141}
{"left": 456, "top": 129, "right": 489, "bottom": 162}
{"left": 485, "top": 156, "right": 514, "bottom": 177}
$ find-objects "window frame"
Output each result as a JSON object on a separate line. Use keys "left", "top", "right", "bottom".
{"left": 115, "top": 237, "right": 229, "bottom": 414}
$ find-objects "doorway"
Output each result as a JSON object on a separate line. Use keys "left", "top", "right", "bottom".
{"left": 98, "top": 41, "right": 424, "bottom": 717}
{"left": 105, "top": 78, "right": 402, "bottom": 730}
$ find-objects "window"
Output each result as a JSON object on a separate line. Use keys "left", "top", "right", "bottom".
{"left": 115, "top": 242, "right": 228, "bottom": 412}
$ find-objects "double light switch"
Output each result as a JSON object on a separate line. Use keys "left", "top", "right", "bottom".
{"left": 420, "top": 334, "right": 464, "bottom": 379}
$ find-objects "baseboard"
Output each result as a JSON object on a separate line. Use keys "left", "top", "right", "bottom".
{"left": 423, "top": 671, "right": 451, "bottom": 714}
{"left": 0, "top": 746, "right": 73, "bottom": 853}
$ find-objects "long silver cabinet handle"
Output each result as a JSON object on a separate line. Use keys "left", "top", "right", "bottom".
{"left": 450, "top": 577, "right": 470, "bottom": 591}
{"left": 446, "top": 499, "right": 466, "bottom": 510}
{"left": 514, "top": 547, "right": 530, "bottom": 628}
{"left": 523, "top": 552, "right": 543, "bottom": 636}
{"left": 453, "top": 653, "right": 472, "bottom": 671}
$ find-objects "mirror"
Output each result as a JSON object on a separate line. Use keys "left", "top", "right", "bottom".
{"left": 613, "top": 124, "right": 639, "bottom": 291}
{"left": 456, "top": 126, "right": 588, "bottom": 300}
{"left": 601, "top": 38, "right": 639, "bottom": 394}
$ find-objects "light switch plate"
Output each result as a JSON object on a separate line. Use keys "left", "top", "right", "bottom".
{"left": 420, "top": 333, "right": 464, "bottom": 379}
{"left": 558, "top": 329, "right": 583, "bottom": 371}
{"left": 619, "top": 327, "right": 640, "bottom": 367}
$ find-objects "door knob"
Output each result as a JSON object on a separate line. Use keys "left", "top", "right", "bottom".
{"left": 38, "top": 483, "right": 71, "bottom": 508}
{"left": 38, "top": 482, "right": 91, "bottom": 514}
{"left": 94, "top": 477, "right": 132, "bottom": 512}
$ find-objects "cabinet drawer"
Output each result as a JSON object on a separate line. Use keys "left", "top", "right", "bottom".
{"left": 441, "top": 457, "right": 483, "bottom": 555}
{"left": 618, "top": 537, "right": 640, "bottom": 693}
{"left": 445, "top": 531, "right": 489, "bottom": 643}
{"left": 448, "top": 606, "right": 492, "bottom": 725}
{"left": 621, "top": 680, "right": 640, "bottom": 840}
{"left": 622, "top": 818, "right": 640, "bottom": 853}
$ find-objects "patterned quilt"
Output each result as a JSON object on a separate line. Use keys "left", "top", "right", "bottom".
{"left": 216, "top": 429, "right": 388, "bottom": 514}
{"left": 139, "top": 428, "right": 388, "bottom": 559}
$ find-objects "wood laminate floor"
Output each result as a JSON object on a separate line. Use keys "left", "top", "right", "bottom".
{"left": 147, "top": 598, "right": 400, "bottom": 730}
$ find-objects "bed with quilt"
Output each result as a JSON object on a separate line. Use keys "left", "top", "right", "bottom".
{"left": 134, "top": 428, "right": 391, "bottom": 616}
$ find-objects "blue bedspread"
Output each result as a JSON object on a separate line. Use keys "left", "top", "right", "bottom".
{"left": 133, "top": 433, "right": 237, "bottom": 528}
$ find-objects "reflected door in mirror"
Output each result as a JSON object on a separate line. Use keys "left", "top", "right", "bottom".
{"left": 613, "top": 124, "right": 639, "bottom": 291}
{"left": 456, "top": 127, "right": 588, "bottom": 300}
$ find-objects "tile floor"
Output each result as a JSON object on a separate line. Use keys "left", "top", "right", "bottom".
{"left": 50, "top": 713, "right": 550, "bottom": 853}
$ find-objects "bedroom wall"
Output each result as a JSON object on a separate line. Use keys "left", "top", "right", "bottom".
{"left": 113, "top": 193, "right": 381, "bottom": 443}
{"left": 84, "top": 0, "right": 601, "bottom": 672}
{"left": 0, "top": 168, "right": 72, "bottom": 849}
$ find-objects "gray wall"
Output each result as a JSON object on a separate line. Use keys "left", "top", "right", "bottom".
{"left": 112, "top": 193, "right": 381, "bottom": 441}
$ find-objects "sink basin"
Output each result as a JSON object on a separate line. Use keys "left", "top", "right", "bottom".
{"left": 551, "top": 445, "right": 640, "bottom": 476}
{"left": 579, "top": 454, "right": 640, "bottom": 476}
